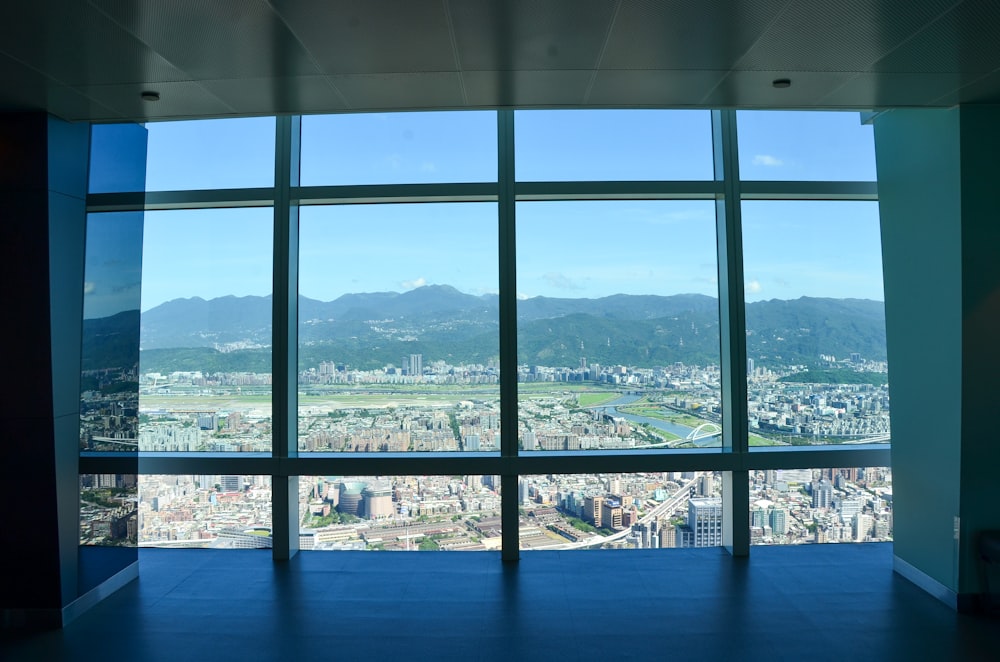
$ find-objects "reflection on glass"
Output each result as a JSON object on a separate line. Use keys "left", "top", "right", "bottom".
{"left": 138, "top": 475, "right": 272, "bottom": 548}
{"left": 749, "top": 467, "right": 892, "bottom": 545}
{"left": 519, "top": 472, "right": 723, "bottom": 550}
{"left": 737, "top": 111, "right": 877, "bottom": 181}
{"left": 301, "top": 111, "right": 497, "bottom": 185}
{"left": 80, "top": 474, "right": 138, "bottom": 545}
{"left": 89, "top": 123, "right": 148, "bottom": 193}
{"left": 297, "top": 203, "right": 499, "bottom": 453}
{"left": 138, "top": 208, "right": 273, "bottom": 452}
{"left": 299, "top": 476, "right": 501, "bottom": 551}
{"left": 516, "top": 201, "right": 721, "bottom": 451}
{"left": 144, "top": 117, "right": 276, "bottom": 191}
{"left": 742, "top": 201, "right": 889, "bottom": 447}
{"left": 80, "top": 212, "right": 143, "bottom": 453}
{"left": 515, "top": 110, "right": 713, "bottom": 181}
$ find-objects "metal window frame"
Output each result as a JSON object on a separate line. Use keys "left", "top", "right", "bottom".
{"left": 82, "top": 110, "right": 890, "bottom": 561}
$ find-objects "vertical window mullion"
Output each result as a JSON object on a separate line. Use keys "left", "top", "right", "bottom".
{"left": 712, "top": 109, "right": 750, "bottom": 556}
{"left": 498, "top": 110, "right": 519, "bottom": 561}
{"left": 272, "top": 115, "right": 301, "bottom": 560}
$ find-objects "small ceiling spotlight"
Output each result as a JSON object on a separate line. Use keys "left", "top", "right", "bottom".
{"left": 772, "top": 78, "right": 792, "bottom": 89}
{"left": 140, "top": 90, "right": 161, "bottom": 102}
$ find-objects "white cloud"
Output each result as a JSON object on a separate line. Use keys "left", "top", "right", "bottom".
{"left": 517, "top": 292, "right": 530, "bottom": 300}
{"left": 542, "top": 272, "right": 583, "bottom": 291}
{"left": 386, "top": 153, "right": 403, "bottom": 169}
{"left": 419, "top": 161, "right": 437, "bottom": 172}
{"left": 746, "top": 279, "right": 762, "bottom": 294}
{"left": 84, "top": 282, "right": 97, "bottom": 295}
{"left": 752, "top": 154, "right": 784, "bottom": 167}
{"left": 400, "top": 277, "right": 427, "bottom": 290}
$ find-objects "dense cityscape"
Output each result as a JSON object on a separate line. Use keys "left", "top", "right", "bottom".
{"left": 80, "top": 352, "right": 891, "bottom": 550}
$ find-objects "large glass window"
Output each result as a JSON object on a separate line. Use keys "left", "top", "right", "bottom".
{"left": 518, "top": 472, "right": 723, "bottom": 551}
{"left": 749, "top": 467, "right": 892, "bottom": 545}
{"left": 139, "top": 208, "right": 274, "bottom": 452}
{"left": 516, "top": 201, "right": 721, "bottom": 451}
{"left": 741, "top": 201, "right": 889, "bottom": 447}
{"left": 515, "top": 110, "right": 714, "bottom": 181}
{"left": 737, "top": 111, "right": 877, "bottom": 181}
{"left": 299, "top": 475, "right": 501, "bottom": 551}
{"left": 138, "top": 475, "right": 272, "bottom": 548}
{"left": 87, "top": 109, "right": 889, "bottom": 559}
{"left": 298, "top": 203, "right": 499, "bottom": 453}
{"left": 301, "top": 111, "right": 497, "bottom": 185}
{"left": 144, "top": 117, "right": 276, "bottom": 191}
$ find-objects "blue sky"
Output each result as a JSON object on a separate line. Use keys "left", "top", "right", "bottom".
{"left": 83, "top": 212, "right": 144, "bottom": 318}
{"left": 86, "top": 110, "right": 883, "bottom": 316}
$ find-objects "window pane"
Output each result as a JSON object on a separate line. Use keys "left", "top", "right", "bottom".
{"left": 80, "top": 473, "right": 138, "bottom": 545}
{"left": 737, "top": 111, "right": 876, "bottom": 181}
{"left": 139, "top": 208, "right": 273, "bottom": 452}
{"left": 80, "top": 212, "right": 143, "bottom": 453}
{"left": 749, "top": 467, "right": 892, "bottom": 544}
{"left": 80, "top": 473, "right": 138, "bottom": 593}
{"left": 299, "top": 476, "right": 501, "bottom": 551}
{"left": 301, "top": 111, "right": 497, "bottom": 185}
{"left": 138, "top": 475, "right": 272, "bottom": 548}
{"left": 298, "top": 203, "right": 499, "bottom": 452}
{"left": 519, "top": 472, "right": 723, "bottom": 550}
{"left": 144, "top": 117, "right": 276, "bottom": 190}
{"left": 517, "top": 201, "right": 721, "bottom": 451}
{"left": 515, "top": 110, "right": 713, "bottom": 181}
{"left": 89, "top": 124, "right": 148, "bottom": 193}
{"left": 742, "top": 201, "right": 889, "bottom": 448}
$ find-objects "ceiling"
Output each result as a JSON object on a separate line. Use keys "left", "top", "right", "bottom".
{"left": 2, "top": 0, "right": 999, "bottom": 123}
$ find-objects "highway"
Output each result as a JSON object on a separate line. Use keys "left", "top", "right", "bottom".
{"left": 545, "top": 472, "right": 703, "bottom": 550}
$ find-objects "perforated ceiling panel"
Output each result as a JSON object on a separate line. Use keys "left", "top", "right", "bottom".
{"left": 0, "top": 0, "right": 998, "bottom": 122}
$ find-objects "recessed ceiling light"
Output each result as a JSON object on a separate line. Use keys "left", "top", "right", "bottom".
{"left": 772, "top": 78, "right": 791, "bottom": 89}
{"left": 140, "top": 91, "right": 161, "bottom": 102}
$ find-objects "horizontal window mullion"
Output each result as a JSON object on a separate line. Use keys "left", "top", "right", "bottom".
{"left": 516, "top": 180, "right": 722, "bottom": 200}
{"left": 295, "top": 182, "right": 498, "bottom": 205}
{"left": 284, "top": 454, "right": 504, "bottom": 477}
{"left": 87, "top": 188, "right": 275, "bottom": 212}
{"left": 744, "top": 445, "right": 890, "bottom": 471}
{"left": 740, "top": 180, "right": 877, "bottom": 200}
{"left": 512, "top": 451, "right": 740, "bottom": 474}
{"left": 79, "top": 447, "right": 889, "bottom": 477}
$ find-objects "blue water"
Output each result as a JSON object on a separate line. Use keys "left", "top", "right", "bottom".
{"left": 598, "top": 395, "right": 720, "bottom": 448}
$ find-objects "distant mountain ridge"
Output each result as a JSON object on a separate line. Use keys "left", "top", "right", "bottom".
{"left": 133, "top": 286, "right": 886, "bottom": 373}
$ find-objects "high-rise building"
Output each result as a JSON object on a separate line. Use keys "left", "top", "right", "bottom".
{"left": 584, "top": 495, "right": 604, "bottom": 528}
{"left": 838, "top": 497, "right": 863, "bottom": 524}
{"left": 682, "top": 497, "right": 723, "bottom": 547}
{"left": 220, "top": 475, "right": 242, "bottom": 493}
{"left": 659, "top": 521, "right": 677, "bottom": 549}
{"left": 853, "top": 513, "right": 874, "bottom": 542}
{"left": 362, "top": 483, "right": 394, "bottom": 520}
{"left": 601, "top": 499, "right": 623, "bottom": 530}
{"left": 770, "top": 509, "right": 788, "bottom": 536}
{"left": 338, "top": 481, "right": 365, "bottom": 516}
{"left": 812, "top": 478, "right": 833, "bottom": 509}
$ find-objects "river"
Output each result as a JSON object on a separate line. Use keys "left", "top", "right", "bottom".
{"left": 599, "top": 394, "right": 720, "bottom": 448}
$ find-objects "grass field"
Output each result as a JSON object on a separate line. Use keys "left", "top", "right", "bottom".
{"left": 577, "top": 392, "right": 621, "bottom": 407}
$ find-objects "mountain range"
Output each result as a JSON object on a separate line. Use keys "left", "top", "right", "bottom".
{"left": 133, "top": 285, "right": 887, "bottom": 373}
